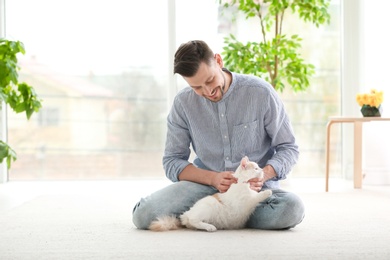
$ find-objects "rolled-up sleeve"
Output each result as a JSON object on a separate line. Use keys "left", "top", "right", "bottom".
{"left": 162, "top": 97, "right": 192, "bottom": 182}
{"left": 263, "top": 88, "right": 299, "bottom": 180}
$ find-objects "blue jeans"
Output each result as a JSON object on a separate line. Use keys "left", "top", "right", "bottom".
{"left": 132, "top": 181, "right": 305, "bottom": 230}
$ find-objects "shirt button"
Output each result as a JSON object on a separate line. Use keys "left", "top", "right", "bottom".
{"left": 224, "top": 135, "right": 227, "bottom": 139}
{"left": 221, "top": 114, "right": 224, "bottom": 117}
{"left": 244, "top": 125, "right": 247, "bottom": 128}
{"left": 226, "top": 157, "right": 229, "bottom": 160}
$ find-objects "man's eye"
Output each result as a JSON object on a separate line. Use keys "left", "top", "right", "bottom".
{"left": 206, "top": 77, "right": 214, "bottom": 84}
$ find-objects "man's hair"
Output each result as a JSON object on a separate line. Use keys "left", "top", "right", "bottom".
{"left": 174, "top": 40, "right": 214, "bottom": 77}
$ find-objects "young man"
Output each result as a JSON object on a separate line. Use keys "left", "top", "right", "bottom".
{"left": 132, "top": 40, "right": 305, "bottom": 230}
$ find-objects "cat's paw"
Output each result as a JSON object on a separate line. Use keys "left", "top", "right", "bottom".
{"left": 204, "top": 225, "right": 217, "bottom": 232}
{"left": 258, "top": 189, "right": 272, "bottom": 200}
{"left": 263, "top": 189, "right": 272, "bottom": 197}
{"left": 197, "top": 223, "right": 217, "bottom": 232}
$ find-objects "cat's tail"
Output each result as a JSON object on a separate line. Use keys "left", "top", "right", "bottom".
{"left": 149, "top": 215, "right": 182, "bottom": 231}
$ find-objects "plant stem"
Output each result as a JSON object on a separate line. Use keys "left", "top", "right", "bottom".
{"left": 257, "top": 3, "right": 273, "bottom": 84}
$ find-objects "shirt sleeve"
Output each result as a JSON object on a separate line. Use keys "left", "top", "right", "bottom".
{"left": 162, "top": 97, "right": 192, "bottom": 182}
{"left": 263, "top": 87, "right": 299, "bottom": 180}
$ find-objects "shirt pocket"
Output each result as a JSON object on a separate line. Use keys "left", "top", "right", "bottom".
{"left": 231, "top": 119, "right": 259, "bottom": 160}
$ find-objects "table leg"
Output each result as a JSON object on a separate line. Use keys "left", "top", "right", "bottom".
{"left": 325, "top": 121, "right": 334, "bottom": 192}
{"left": 353, "top": 121, "right": 363, "bottom": 188}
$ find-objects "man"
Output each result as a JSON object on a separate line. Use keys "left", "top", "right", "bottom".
{"left": 132, "top": 40, "right": 305, "bottom": 230}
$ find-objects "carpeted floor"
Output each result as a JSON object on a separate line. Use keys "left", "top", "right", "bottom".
{"left": 0, "top": 179, "right": 389, "bottom": 260}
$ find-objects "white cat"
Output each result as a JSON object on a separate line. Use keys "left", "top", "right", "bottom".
{"left": 149, "top": 156, "right": 272, "bottom": 232}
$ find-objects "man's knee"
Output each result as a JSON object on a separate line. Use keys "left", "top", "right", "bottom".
{"left": 246, "top": 190, "right": 305, "bottom": 230}
{"left": 132, "top": 200, "right": 151, "bottom": 229}
{"left": 283, "top": 192, "right": 305, "bottom": 229}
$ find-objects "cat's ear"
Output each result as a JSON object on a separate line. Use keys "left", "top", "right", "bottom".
{"left": 241, "top": 156, "right": 249, "bottom": 169}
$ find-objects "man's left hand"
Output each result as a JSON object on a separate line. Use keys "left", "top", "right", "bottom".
{"left": 247, "top": 177, "right": 264, "bottom": 192}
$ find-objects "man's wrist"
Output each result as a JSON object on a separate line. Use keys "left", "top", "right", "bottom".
{"left": 263, "top": 164, "right": 277, "bottom": 181}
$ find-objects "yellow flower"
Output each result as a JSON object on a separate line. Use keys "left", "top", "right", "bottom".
{"left": 356, "top": 94, "right": 364, "bottom": 106}
{"left": 356, "top": 89, "right": 384, "bottom": 108}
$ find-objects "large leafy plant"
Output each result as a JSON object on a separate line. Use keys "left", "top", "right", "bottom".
{"left": 0, "top": 39, "right": 42, "bottom": 168}
{"left": 219, "top": 0, "right": 331, "bottom": 92}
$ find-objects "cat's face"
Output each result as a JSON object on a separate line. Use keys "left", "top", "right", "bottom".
{"left": 234, "top": 156, "right": 264, "bottom": 182}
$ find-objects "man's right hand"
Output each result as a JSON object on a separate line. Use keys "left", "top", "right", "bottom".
{"left": 178, "top": 164, "right": 237, "bottom": 193}
{"left": 212, "top": 171, "right": 237, "bottom": 193}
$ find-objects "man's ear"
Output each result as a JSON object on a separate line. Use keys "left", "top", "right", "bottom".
{"left": 214, "top": 53, "right": 224, "bottom": 68}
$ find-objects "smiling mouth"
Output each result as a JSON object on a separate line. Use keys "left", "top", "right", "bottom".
{"left": 210, "top": 88, "right": 219, "bottom": 97}
{"left": 204, "top": 87, "right": 221, "bottom": 100}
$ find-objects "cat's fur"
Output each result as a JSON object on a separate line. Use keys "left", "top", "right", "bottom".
{"left": 149, "top": 156, "right": 272, "bottom": 232}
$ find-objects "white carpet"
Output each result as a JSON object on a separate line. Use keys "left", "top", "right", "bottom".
{"left": 0, "top": 179, "right": 390, "bottom": 260}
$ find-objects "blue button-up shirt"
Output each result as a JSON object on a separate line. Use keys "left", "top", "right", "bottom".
{"left": 162, "top": 71, "right": 299, "bottom": 189}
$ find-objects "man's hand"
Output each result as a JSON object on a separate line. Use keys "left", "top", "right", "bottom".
{"left": 248, "top": 165, "right": 277, "bottom": 192}
{"left": 212, "top": 171, "right": 237, "bottom": 193}
{"left": 247, "top": 177, "right": 264, "bottom": 192}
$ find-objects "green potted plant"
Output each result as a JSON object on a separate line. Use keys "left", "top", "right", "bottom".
{"left": 219, "top": 0, "right": 331, "bottom": 92}
{"left": 0, "top": 38, "right": 42, "bottom": 169}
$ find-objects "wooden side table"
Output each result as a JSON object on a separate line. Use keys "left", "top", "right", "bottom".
{"left": 325, "top": 116, "right": 390, "bottom": 192}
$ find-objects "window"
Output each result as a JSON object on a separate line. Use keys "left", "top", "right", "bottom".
{"left": 3, "top": 0, "right": 342, "bottom": 181}
{"left": 38, "top": 108, "right": 60, "bottom": 126}
{"left": 6, "top": 0, "right": 169, "bottom": 180}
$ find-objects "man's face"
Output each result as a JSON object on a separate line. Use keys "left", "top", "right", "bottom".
{"left": 183, "top": 56, "right": 225, "bottom": 102}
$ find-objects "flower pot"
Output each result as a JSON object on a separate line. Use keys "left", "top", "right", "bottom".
{"left": 360, "top": 104, "right": 383, "bottom": 117}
